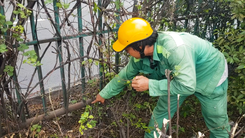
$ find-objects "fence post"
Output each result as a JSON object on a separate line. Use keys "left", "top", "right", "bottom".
{"left": 201, "top": 17, "right": 209, "bottom": 39}
{"left": 194, "top": 18, "right": 199, "bottom": 35}
{"left": 77, "top": 0, "right": 85, "bottom": 93}
{"left": 172, "top": 0, "right": 179, "bottom": 31}
{"left": 29, "top": 12, "right": 47, "bottom": 113}
{"left": 0, "top": 3, "right": 3, "bottom": 14}
{"left": 115, "top": 0, "right": 120, "bottom": 73}
{"left": 98, "top": 0, "right": 104, "bottom": 90}
{"left": 211, "top": 19, "right": 217, "bottom": 42}
{"left": 194, "top": 0, "right": 203, "bottom": 36}
{"left": 13, "top": 72, "right": 26, "bottom": 122}
{"left": 53, "top": 0, "right": 68, "bottom": 110}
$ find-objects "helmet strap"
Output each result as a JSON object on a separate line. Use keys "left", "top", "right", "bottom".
{"left": 140, "top": 45, "right": 145, "bottom": 58}
{"left": 139, "top": 41, "right": 146, "bottom": 58}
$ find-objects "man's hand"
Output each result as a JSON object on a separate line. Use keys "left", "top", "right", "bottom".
{"left": 91, "top": 94, "right": 105, "bottom": 104}
{"left": 132, "top": 76, "right": 149, "bottom": 92}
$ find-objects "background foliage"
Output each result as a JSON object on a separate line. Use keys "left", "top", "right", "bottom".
{"left": 0, "top": 0, "right": 244, "bottom": 137}
{"left": 213, "top": 0, "right": 245, "bottom": 114}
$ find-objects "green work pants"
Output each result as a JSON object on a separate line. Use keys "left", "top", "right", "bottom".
{"left": 145, "top": 79, "right": 230, "bottom": 138}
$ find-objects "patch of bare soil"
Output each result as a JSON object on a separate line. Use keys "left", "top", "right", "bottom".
{"left": 2, "top": 81, "right": 245, "bottom": 138}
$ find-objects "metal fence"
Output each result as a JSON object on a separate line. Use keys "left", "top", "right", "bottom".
{"left": 0, "top": 0, "right": 122, "bottom": 135}
{"left": 0, "top": 0, "right": 236, "bottom": 136}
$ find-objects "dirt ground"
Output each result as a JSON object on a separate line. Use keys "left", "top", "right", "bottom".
{"left": 2, "top": 82, "right": 245, "bottom": 138}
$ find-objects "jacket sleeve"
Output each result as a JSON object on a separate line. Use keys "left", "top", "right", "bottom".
{"left": 99, "top": 57, "right": 140, "bottom": 99}
{"left": 148, "top": 45, "right": 196, "bottom": 96}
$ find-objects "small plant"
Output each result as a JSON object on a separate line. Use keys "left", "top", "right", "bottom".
{"left": 30, "top": 124, "right": 42, "bottom": 137}
{"left": 50, "top": 133, "right": 58, "bottom": 138}
{"left": 70, "top": 100, "right": 77, "bottom": 104}
{"left": 122, "top": 113, "right": 151, "bottom": 133}
{"left": 78, "top": 105, "right": 97, "bottom": 135}
{"left": 4, "top": 65, "right": 14, "bottom": 76}
{"left": 180, "top": 96, "right": 199, "bottom": 118}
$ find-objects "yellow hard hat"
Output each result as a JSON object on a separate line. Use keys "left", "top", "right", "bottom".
{"left": 113, "top": 17, "right": 153, "bottom": 52}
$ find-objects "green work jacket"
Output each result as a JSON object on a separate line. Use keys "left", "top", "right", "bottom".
{"left": 99, "top": 32, "right": 226, "bottom": 98}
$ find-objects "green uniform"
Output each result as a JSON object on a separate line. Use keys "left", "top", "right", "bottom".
{"left": 99, "top": 32, "right": 230, "bottom": 138}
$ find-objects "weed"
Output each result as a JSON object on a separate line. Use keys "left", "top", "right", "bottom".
{"left": 30, "top": 124, "right": 42, "bottom": 137}
{"left": 78, "top": 105, "right": 97, "bottom": 135}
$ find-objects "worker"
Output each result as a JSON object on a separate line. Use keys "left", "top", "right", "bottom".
{"left": 91, "top": 17, "right": 230, "bottom": 138}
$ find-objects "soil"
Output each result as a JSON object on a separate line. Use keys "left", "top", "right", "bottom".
{"left": 1, "top": 81, "right": 245, "bottom": 138}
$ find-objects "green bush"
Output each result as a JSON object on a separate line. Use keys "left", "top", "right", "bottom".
{"left": 214, "top": 26, "right": 245, "bottom": 114}
{"left": 213, "top": 0, "right": 245, "bottom": 115}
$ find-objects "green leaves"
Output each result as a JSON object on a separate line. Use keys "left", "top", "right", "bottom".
{"left": 115, "top": 0, "right": 123, "bottom": 9}
{"left": 79, "top": 105, "right": 97, "bottom": 135}
{"left": 31, "top": 124, "right": 41, "bottom": 132}
{"left": 4, "top": 65, "right": 14, "bottom": 76}
{"left": 13, "top": 4, "right": 32, "bottom": 19}
{"left": 0, "top": 14, "right": 13, "bottom": 34}
{"left": 229, "top": 0, "right": 245, "bottom": 21}
{"left": 63, "top": 3, "right": 70, "bottom": 9}
{"left": 56, "top": 2, "right": 62, "bottom": 8}
{"left": 23, "top": 50, "right": 37, "bottom": 63}
{"left": 111, "top": 0, "right": 122, "bottom": 10}
{"left": 44, "top": 0, "right": 53, "bottom": 4}
{"left": 88, "top": 59, "right": 93, "bottom": 63}
{"left": 23, "top": 50, "right": 42, "bottom": 66}
{"left": 123, "top": 113, "right": 151, "bottom": 133}
{"left": 70, "top": 100, "right": 77, "bottom": 104}
{"left": 236, "top": 38, "right": 244, "bottom": 42}
{"left": 18, "top": 44, "right": 29, "bottom": 52}
{"left": 17, "top": 3, "right": 25, "bottom": 8}
{"left": 237, "top": 64, "right": 245, "bottom": 70}
{"left": 81, "top": 59, "right": 95, "bottom": 65}
{"left": 93, "top": 2, "right": 99, "bottom": 13}
{"left": 31, "top": 124, "right": 42, "bottom": 137}
{"left": 0, "top": 2, "right": 40, "bottom": 80}
{"left": 0, "top": 44, "right": 8, "bottom": 53}
{"left": 56, "top": 2, "right": 70, "bottom": 9}
{"left": 5, "top": 21, "right": 13, "bottom": 26}
{"left": 214, "top": 17, "right": 245, "bottom": 115}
